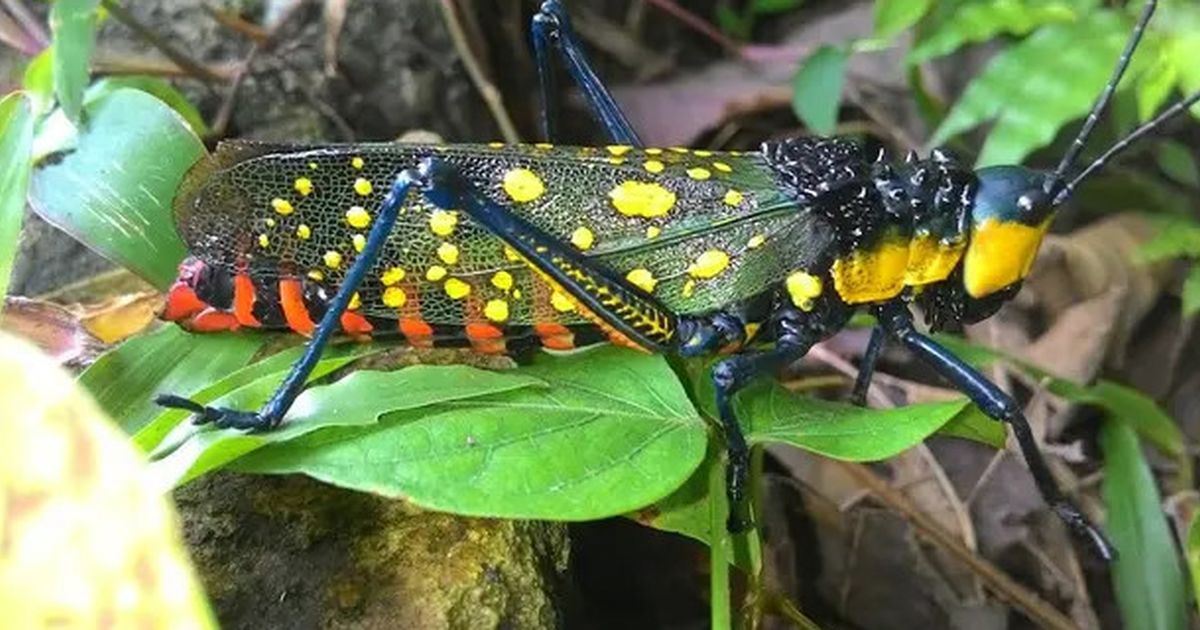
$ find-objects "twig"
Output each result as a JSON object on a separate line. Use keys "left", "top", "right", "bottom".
{"left": 99, "top": 0, "right": 224, "bottom": 84}
{"left": 2, "top": 0, "right": 47, "bottom": 50}
{"left": 640, "top": 0, "right": 809, "bottom": 65}
{"left": 438, "top": 0, "right": 520, "bottom": 143}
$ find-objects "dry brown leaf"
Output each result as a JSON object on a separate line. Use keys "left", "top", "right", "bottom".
{"left": 0, "top": 297, "right": 106, "bottom": 368}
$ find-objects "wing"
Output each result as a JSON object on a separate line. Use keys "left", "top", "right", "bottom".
{"left": 175, "top": 141, "right": 831, "bottom": 325}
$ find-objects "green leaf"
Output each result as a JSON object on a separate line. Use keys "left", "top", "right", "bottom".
{"left": 86, "top": 76, "right": 209, "bottom": 137}
{"left": 0, "top": 94, "right": 34, "bottom": 300}
{"left": 49, "top": 0, "right": 100, "bottom": 123}
{"left": 22, "top": 49, "right": 55, "bottom": 116}
{"left": 909, "top": 0, "right": 1079, "bottom": 66}
{"left": 740, "top": 381, "right": 970, "bottom": 460}
{"left": 1183, "top": 264, "right": 1200, "bottom": 318}
{"left": 28, "top": 88, "right": 203, "bottom": 289}
{"left": 1101, "top": 420, "right": 1187, "bottom": 630}
{"left": 792, "top": 45, "right": 848, "bottom": 135}
{"left": 1136, "top": 218, "right": 1200, "bottom": 262}
{"left": 230, "top": 346, "right": 708, "bottom": 521}
{"left": 874, "top": 0, "right": 933, "bottom": 41}
{"left": 930, "top": 11, "right": 1134, "bottom": 166}
{"left": 78, "top": 326, "right": 266, "bottom": 436}
{"left": 1186, "top": 509, "right": 1200, "bottom": 613}
{"left": 1137, "top": 53, "right": 1178, "bottom": 121}
{"left": 1154, "top": 139, "right": 1200, "bottom": 188}
{"left": 937, "top": 405, "right": 1007, "bottom": 448}
{"left": 751, "top": 0, "right": 803, "bottom": 15}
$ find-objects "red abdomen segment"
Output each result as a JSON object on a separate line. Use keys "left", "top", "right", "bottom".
{"left": 162, "top": 257, "right": 606, "bottom": 353}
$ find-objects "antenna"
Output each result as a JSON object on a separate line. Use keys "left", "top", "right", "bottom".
{"left": 1054, "top": 89, "right": 1200, "bottom": 205}
{"left": 1045, "top": 0, "right": 1157, "bottom": 197}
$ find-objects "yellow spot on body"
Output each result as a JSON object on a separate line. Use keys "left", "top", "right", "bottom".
{"left": 426, "top": 265, "right": 448, "bottom": 281}
{"left": 686, "top": 167, "right": 711, "bottom": 180}
{"left": 265, "top": 217, "right": 276, "bottom": 227}
{"left": 609, "top": 181, "right": 676, "bottom": 218}
{"left": 348, "top": 292, "right": 361, "bottom": 310}
{"left": 551, "top": 291, "right": 576, "bottom": 312}
{"left": 296, "top": 224, "right": 312, "bottom": 240}
{"left": 689, "top": 249, "right": 730, "bottom": 279}
{"left": 324, "top": 250, "right": 343, "bottom": 269}
{"left": 381, "top": 267, "right": 406, "bottom": 286}
{"left": 534, "top": 142, "right": 554, "bottom": 150}
{"left": 437, "top": 242, "right": 460, "bottom": 265}
{"left": 429, "top": 210, "right": 458, "bottom": 236}
{"left": 723, "top": 189, "right": 744, "bottom": 206}
{"left": 713, "top": 161, "right": 732, "bottom": 172}
{"left": 307, "top": 270, "right": 324, "bottom": 281}
{"left": 353, "top": 234, "right": 367, "bottom": 253}
{"left": 345, "top": 205, "right": 371, "bottom": 228}
{"left": 905, "top": 233, "right": 965, "bottom": 286}
{"left": 353, "top": 177, "right": 373, "bottom": 196}
{"left": 607, "top": 145, "right": 632, "bottom": 156}
{"left": 444, "top": 278, "right": 471, "bottom": 299}
{"left": 491, "top": 271, "right": 513, "bottom": 291}
{"left": 963, "top": 218, "right": 1049, "bottom": 298}
{"left": 831, "top": 238, "right": 910, "bottom": 303}
{"left": 271, "top": 197, "right": 295, "bottom": 215}
{"left": 502, "top": 168, "right": 546, "bottom": 202}
{"left": 625, "top": 268, "right": 658, "bottom": 293}
{"left": 571, "top": 226, "right": 595, "bottom": 250}
{"left": 294, "top": 177, "right": 314, "bottom": 196}
{"left": 645, "top": 148, "right": 663, "bottom": 155}
{"left": 682, "top": 279, "right": 696, "bottom": 298}
{"left": 646, "top": 226, "right": 662, "bottom": 239}
{"left": 351, "top": 156, "right": 365, "bottom": 169}
{"left": 747, "top": 234, "right": 766, "bottom": 249}
{"left": 694, "top": 149, "right": 714, "bottom": 157}
{"left": 786, "top": 271, "right": 823, "bottom": 311}
{"left": 382, "top": 286, "right": 407, "bottom": 308}
{"left": 258, "top": 234, "right": 270, "bottom": 248}
{"left": 643, "top": 159, "right": 665, "bottom": 174}
{"left": 484, "top": 299, "right": 510, "bottom": 322}
{"left": 504, "top": 246, "right": 522, "bottom": 262}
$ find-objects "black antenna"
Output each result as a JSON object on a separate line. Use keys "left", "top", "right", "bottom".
{"left": 1045, "top": 0, "right": 1157, "bottom": 197}
{"left": 1054, "top": 88, "right": 1200, "bottom": 205}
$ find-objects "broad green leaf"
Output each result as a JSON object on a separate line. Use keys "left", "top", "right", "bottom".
{"left": 1136, "top": 218, "right": 1200, "bottom": 262}
{"left": 1183, "top": 264, "right": 1200, "bottom": 318}
{"left": 909, "top": 0, "right": 1079, "bottom": 66}
{"left": 49, "top": 0, "right": 100, "bottom": 123}
{"left": 0, "top": 94, "right": 34, "bottom": 300}
{"left": 740, "top": 381, "right": 970, "bottom": 460}
{"left": 792, "top": 45, "right": 848, "bottom": 135}
{"left": 937, "top": 405, "right": 1007, "bottom": 448}
{"left": 874, "top": 0, "right": 933, "bottom": 41}
{"left": 1137, "top": 53, "right": 1178, "bottom": 121}
{"left": 28, "top": 88, "right": 203, "bottom": 289}
{"left": 1154, "top": 139, "right": 1200, "bottom": 188}
{"left": 231, "top": 347, "right": 708, "bottom": 521}
{"left": 86, "top": 76, "right": 208, "bottom": 137}
{"left": 21, "top": 49, "right": 54, "bottom": 116}
{"left": 930, "top": 11, "right": 1134, "bottom": 166}
{"left": 1101, "top": 421, "right": 1187, "bottom": 630}
{"left": 79, "top": 326, "right": 265, "bottom": 436}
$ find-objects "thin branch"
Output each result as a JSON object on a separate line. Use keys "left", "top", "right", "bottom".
{"left": 438, "top": 0, "right": 520, "bottom": 143}
{"left": 99, "top": 0, "right": 224, "bottom": 84}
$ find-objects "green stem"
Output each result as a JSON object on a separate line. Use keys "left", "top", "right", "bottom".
{"left": 709, "top": 452, "right": 732, "bottom": 630}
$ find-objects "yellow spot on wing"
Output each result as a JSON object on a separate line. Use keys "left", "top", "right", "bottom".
{"left": 351, "top": 156, "right": 365, "bottom": 169}
{"left": 296, "top": 224, "right": 311, "bottom": 239}
{"left": 686, "top": 167, "right": 711, "bottom": 180}
{"left": 348, "top": 292, "right": 361, "bottom": 310}
{"left": 786, "top": 271, "right": 823, "bottom": 311}
{"left": 437, "top": 242, "right": 460, "bottom": 265}
{"left": 643, "top": 160, "right": 664, "bottom": 174}
{"left": 694, "top": 149, "right": 713, "bottom": 157}
{"left": 625, "top": 268, "right": 658, "bottom": 293}
{"left": 488, "top": 141, "right": 505, "bottom": 148}
{"left": 444, "top": 278, "right": 471, "bottom": 299}
{"left": 491, "top": 271, "right": 513, "bottom": 291}
{"left": 271, "top": 197, "right": 294, "bottom": 215}
{"left": 550, "top": 291, "right": 576, "bottom": 312}
{"left": 646, "top": 226, "right": 662, "bottom": 239}
{"left": 324, "top": 250, "right": 343, "bottom": 269}
{"left": 502, "top": 168, "right": 546, "bottom": 202}
{"left": 265, "top": 217, "right": 276, "bottom": 227}
{"left": 535, "top": 142, "right": 554, "bottom": 149}
{"left": 429, "top": 210, "right": 458, "bottom": 236}
{"left": 258, "top": 234, "right": 270, "bottom": 248}
{"left": 484, "top": 299, "right": 510, "bottom": 322}
{"left": 747, "top": 234, "right": 766, "bottom": 249}
{"left": 426, "top": 265, "right": 448, "bottom": 281}
{"left": 353, "top": 177, "right": 373, "bottom": 196}
{"left": 723, "top": 189, "right": 744, "bottom": 206}
{"left": 609, "top": 181, "right": 676, "bottom": 218}
{"left": 504, "top": 246, "right": 522, "bottom": 262}
{"left": 571, "top": 226, "right": 595, "bottom": 250}
{"left": 644, "top": 148, "right": 663, "bottom": 155}
{"left": 294, "top": 177, "right": 313, "bottom": 196}
{"left": 307, "top": 161, "right": 318, "bottom": 170}
{"left": 689, "top": 249, "right": 730, "bottom": 279}
{"left": 606, "top": 145, "right": 632, "bottom": 156}
{"left": 307, "top": 269, "right": 324, "bottom": 281}
{"left": 713, "top": 161, "right": 732, "bottom": 172}
{"left": 382, "top": 286, "right": 407, "bottom": 307}
{"left": 381, "top": 267, "right": 406, "bottom": 285}
{"left": 346, "top": 205, "right": 371, "bottom": 228}
{"left": 682, "top": 279, "right": 696, "bottom": 298}
{"left": 352, "top": 234, "right": 366, "bottom": 253}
